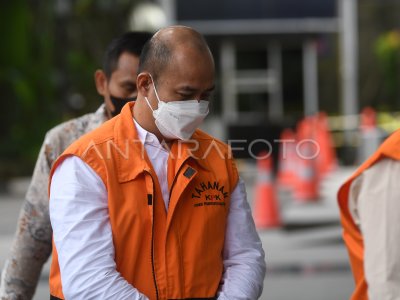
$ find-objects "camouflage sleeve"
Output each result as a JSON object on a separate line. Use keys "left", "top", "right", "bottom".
{"left": 0, "top": 134, "right": 56, "bottom": 300}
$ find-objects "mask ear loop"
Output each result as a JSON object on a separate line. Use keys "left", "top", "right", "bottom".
{"left": 144, "top": 96, "right": 154, "bottom": 112}
{"left": 148, "top": 74, "right": 162, "bottom": 104}
{"left": 144, "top": 73, "right": 160, "bottom": 112}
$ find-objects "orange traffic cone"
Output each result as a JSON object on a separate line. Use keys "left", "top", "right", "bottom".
{"left": 360, "top": 106, "right": 377, "bottom": 131}
{"left": 358, "top": 106, "right": 382, "bottom": 163}
{"left": 315, "top": 112, "right": 337, "bottom": 177}
{"left": 253, "top": 151, "right": 281, "bottom": 229}
{"left": 293, "top": 140, "right": 319, "bottom": 202}
{"left": 296, "top": 115, "right": 315, "bottom": 141}
{"left": 277, "top": 128, "right": 297, "bottom": 190}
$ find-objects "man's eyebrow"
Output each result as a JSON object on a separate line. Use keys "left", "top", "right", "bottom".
{"left": 178, "top": 86, "right": 197, "bottom": 92}
{"left": 206, "top": 85, "right": 215, "bottom": 92}
{"left": 178, "top": 85, "right": 215, "bottom": 92}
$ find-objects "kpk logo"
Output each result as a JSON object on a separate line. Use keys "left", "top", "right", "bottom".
{"left": 191, "top": 181, "right": 228, "bottom": 207}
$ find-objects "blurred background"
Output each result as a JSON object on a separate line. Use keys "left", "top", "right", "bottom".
{"left": 4, "top": 0, "right": 400, "bottom": 177}
{"left": 1, "top": 0, "right": 400, "bottom": 299}
{"left": 3, "top": 0, "right": 400, "bottom": 175}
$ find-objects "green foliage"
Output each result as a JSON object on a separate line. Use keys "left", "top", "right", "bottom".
{"left": 0, "top": 0, "right": 137, "bottom": 178}
{"left": 374, "top": 30, "right": 400, "bottom": 107}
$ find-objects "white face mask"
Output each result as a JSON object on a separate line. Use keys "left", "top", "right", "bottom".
{"left": 144, "top": 75, "right": 209, "bottom": 141}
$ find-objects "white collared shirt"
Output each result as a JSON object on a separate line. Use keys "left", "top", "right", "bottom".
{"left": 50, "top": 119, "right": 266, "bottom": 300}
{"left": 349, "top": 158, "right": 400, "bottom": 299}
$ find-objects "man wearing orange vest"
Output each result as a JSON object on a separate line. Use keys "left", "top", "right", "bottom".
{"left": 0, "top": 31, "right": 152, "bottom": 300}
{"left": 48, "top": 26, "right": 266, "bottom": 299}
{"left": 338, "top": 129, "right": 400, "bottom": 300}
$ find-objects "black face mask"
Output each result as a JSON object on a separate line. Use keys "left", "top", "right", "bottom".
{"left": 110, "top": 95, "right": 137, "bottom": 117}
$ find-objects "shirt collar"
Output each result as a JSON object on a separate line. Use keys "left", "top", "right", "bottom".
{"left": 133, "top": 118, "right": 168, "bottom": 152}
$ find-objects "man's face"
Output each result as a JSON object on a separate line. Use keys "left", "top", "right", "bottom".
{"left": 149, "top": 49, "right": 215, "bottom": 105}
{"left": 96, "top": 51, "right": 140, "bottom": 118}
{"left": 135, "top": 44, "right": 216, "bottom": 142}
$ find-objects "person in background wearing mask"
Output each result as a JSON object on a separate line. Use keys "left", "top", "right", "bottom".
{"left": 0, "top": 31, "right": 152, "bottom": 300}
{"left": 48, "top": 26, "right": 266, "bottom": 300}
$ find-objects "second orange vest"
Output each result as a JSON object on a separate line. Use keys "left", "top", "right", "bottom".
{"left": 338, "top": 129, "right": 400, "bottom": 300}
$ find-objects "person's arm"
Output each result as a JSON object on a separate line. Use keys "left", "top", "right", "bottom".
{"left": 349, "top": 158, "right": 400, "bottom": 299}
{"left": 217, "top": 177, "right": 266, "bottom": 300}
{"left": 0, "top": 136, "right": 53, "bottom": 300}
{"left": 49, "top": 156, "right": 149, "bottom": 300}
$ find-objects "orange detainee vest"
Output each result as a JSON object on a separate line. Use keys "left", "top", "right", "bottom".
{"left": 338, "top": 129, "right": 400, "bottom": 300}
{"left": 48, "top": 103, "right": 239, "bottom": 299}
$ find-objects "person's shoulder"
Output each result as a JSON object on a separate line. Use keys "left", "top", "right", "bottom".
{"left": 377, "top": 128, "right": 400, "bottom": 160}
{"left": 340, "top": 128, "right": 400, "bottom": 194}
{"left": 55, "top": 117, "right": 116, "bottom": 162}
{"left": 383, "top": 128, "right": 400, "bottom": 143}
{"left": 194, "top": 129, "right": 227, "bottom": 145}
{"left": 75, "top": 117, "right": 116, "bottom": 145}
{"left": 193, "top": 129, "right": 232, "bottom": 155}
{"left": 193, "top": 129, "right": 239, "bottom": 181}
{"left": 45, "top": 111, "right": 99, "bottom": 143}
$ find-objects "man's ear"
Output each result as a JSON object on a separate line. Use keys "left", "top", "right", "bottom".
{"left": 94, "top": 70, "right": 107, "bottom": 96}
{"left": 137, "top": 73, "right": 151, "bottom": 97}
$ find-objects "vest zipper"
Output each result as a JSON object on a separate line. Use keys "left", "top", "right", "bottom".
{"left": 151, "top": 218, "right": 159, "bottom": 300}
{"left": 167, "top": 160, "right": 190, "bottom": 209}
{"left": 167, "top": 160, "right": 191, "bottom": 296}
{"left": 145, "top": 170, "right": 159, "bottom": 300}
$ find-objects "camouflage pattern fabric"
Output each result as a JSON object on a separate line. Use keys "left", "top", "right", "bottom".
{"left": 0, "top": 105, "right": 107, "bottom": 300}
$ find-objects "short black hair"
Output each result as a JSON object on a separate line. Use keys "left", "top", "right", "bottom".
{"left": 138, "top": 37, "right": 171, "bottom": 83}
{"left": 103, "top": 31, "right": 153, "bottom": 79}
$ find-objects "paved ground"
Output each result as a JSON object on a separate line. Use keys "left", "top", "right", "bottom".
{"left": 244, "top": 164, "right": 355, "bottom": 300}
{"left": 0, "top": 164, "right": 356, "bottom": 300}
